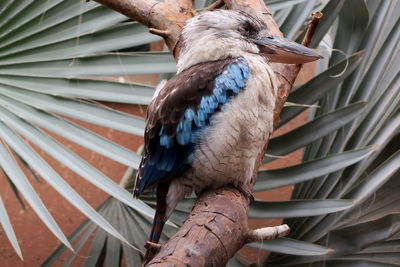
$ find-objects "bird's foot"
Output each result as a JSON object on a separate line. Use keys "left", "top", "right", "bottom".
{"left": 144, "top": 241, "right": 162, "bottom": 252}
{"left": 144, "top": 241, "right": 162, "bottom": 263}
{"left": 237, "top": 186, "right": 255, "bottom": 205}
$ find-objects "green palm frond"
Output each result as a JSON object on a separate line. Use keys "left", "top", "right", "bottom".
{"left": 260, "top": 0, "right": 400, "bottom": 265}
{"left": 0, "top": 0, "right": 172, "bottom": 258}
{"left": 0, "top": 0, "right": 398, "bottom": 266}
{"left": 43, "top": 195, "right": 178, "bottom": 267}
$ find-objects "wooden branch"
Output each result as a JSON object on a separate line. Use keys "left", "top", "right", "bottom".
{"left": 149, "top": 28, "right": 171, "bottom": 38}
{"left": 302, "top": 12, "right": 323, "bottom": 46}
{"left": 94, "top": 0, "right": 196, "bottom": 52}
{"left": 93, "top": 0, "right": 158, "bottom": 27}
{"left": 271, "top": 10, "right": 322, "bottom": 125}
{"left": 147, "top": 187, "right": 290, "bottom": 266}
{"left": 94, "top": 0, "right": 321, "bottom": 265}
{"left": 246, "top": 224, "right": 290, "bottom": 243}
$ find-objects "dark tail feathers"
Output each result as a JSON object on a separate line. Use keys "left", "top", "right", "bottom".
{"left": 143, "top": 182, "right": 169, "bottom": 263}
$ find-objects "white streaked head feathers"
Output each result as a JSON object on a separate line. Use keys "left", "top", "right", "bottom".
{"left": 176, "top": 10, "right": 322, "bottom": 71}
{"left": 177, "top": 10, "right": 266, "bottom": 72}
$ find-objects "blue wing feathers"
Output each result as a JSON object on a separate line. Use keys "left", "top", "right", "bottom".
{"left": 135, "top": 57, "right": 249, "bottom": 195}
{"left": 184, "top": 109, "right": 196, "bottom": 120}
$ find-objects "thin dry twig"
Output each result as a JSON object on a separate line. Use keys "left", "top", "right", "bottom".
{"left": 246, "top": 224, "right": 290, "bottom": 243}
{"left": 149, "top": 28, "right": 172, "bottom": 38}
{"left": 302, "top": 11, "right": 323, "bottom": 46}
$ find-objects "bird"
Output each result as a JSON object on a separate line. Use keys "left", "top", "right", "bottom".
{"left": 133, "top": 9, "right": 321, "bottom": 261}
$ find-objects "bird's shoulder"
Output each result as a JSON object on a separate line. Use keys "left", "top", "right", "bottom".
{"left": 146, "top": 57, "right": 249, "bottom": 144}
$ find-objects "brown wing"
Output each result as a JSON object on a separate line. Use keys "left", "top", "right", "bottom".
{"left": 134, "top": 58, "right": 235, "bottom": 196}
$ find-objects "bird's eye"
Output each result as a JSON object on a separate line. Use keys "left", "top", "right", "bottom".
{"left": 242, "top": 21, "right": 257, "bottom": 37}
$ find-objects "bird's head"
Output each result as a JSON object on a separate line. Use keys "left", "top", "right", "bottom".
{"left": 177, "top": 9, "right": 321, "bottom": 72}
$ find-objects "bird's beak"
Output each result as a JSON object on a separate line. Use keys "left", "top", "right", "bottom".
{"left": 252, "top": 35, "right": 322, "bottom": 64}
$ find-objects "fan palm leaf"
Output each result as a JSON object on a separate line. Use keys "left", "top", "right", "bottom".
{"left": 0, "top": 0, "right": 398, "bottom": 266}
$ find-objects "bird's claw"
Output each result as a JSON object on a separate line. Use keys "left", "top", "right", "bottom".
{"left": 144, "top": 241, "right": 162, "bottom": 253}
{"left": 237, "top": 187, "right": 255, "bottom": 205}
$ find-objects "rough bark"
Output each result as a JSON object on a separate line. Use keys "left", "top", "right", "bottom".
{"left": 146, "top": 187, "right": 290, "bottom": 266}
{"left": 94, "top": 0, "right": 321, "bottom": 265}
{"left": 94, "top": 0, "right": 196, "bottom": 54}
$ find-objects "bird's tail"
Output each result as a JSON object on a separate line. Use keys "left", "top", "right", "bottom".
{"left": 144, "top": 183, "right": 169, "bottom": 263}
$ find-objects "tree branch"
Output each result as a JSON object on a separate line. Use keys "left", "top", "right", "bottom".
{"left": 302, "top": 11, "right": 323, "bottom": 46}
{"left": 94, "top": 0, "right": 195, "bottom": 52}
{"left": 147, "top": 187, "right": 290, "bottom": 266}
{"left": 94, "top": 0, "right": 158, "bottom": 27}
{"left": 271, "top": 11, "right": 322, "bottom": 124}
{"left": 93, "top": 0, "right": 321, "bottom": 265}
{"left": 246, "top": 224, "right": 290, "bottom": 243}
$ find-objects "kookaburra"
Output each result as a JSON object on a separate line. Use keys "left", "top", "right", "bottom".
{"left": 133, "top": 9, "right": 321, "bottom": 260}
